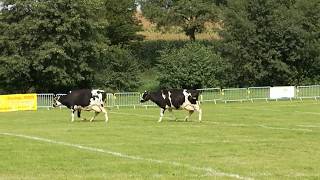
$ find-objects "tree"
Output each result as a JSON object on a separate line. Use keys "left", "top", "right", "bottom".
{"left": 93, "top": 46, "right": 141, "bottom": 92}
{"left": 102, "top": 0, "right": 143, "bottom": 45}
{"left": 0, "top": 0, "right": 110, "bottom": 93}
{"left": 220, "top": 0, "right": 320, "bottom": 87}
{"left": 0, "top": 0, "right": 145, "bottom": 93}
{"left": 293, "top": 0, "right": 320, "bottom": 84}
{"left": 139, "top": 0, "right": 219, "bottom": 41}
{"left": 157, "top": 43, "right": 230, "bottom": 89}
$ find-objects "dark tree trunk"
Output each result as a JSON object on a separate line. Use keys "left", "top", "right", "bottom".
{"left": 185, "top": 27, "right": 196, "bottom": 41}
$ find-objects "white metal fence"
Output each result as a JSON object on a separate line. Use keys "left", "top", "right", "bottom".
{"left": 197, "top": 88, "right": 221, "bottom": 104}
{"left": 36, "top": 85, "right": 320, "bottom": 109}
{"left": 37, "top": 93, "right": 54, "bottom": 108}
{"left": 296, "top": 85, "right": 320, "bottom": 100}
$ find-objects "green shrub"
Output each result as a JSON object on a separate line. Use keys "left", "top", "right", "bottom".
{"left": 93, "top": 46, "right": 141, "bottom": 92}
{"left": 157, "top": 42, "right": 230, "bottom": 89}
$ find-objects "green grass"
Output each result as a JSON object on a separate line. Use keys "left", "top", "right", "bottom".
{"left": 1, "top": 101, "right": 320, "bottom": 179}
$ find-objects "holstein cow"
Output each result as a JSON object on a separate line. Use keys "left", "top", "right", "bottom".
{"left": 53, "top": 89, "right": 108, "bottom": 122}
{"left": 140, "top": 89, "right": 202, "bottom": 122}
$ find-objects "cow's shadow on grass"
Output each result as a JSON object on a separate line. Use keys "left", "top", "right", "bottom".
{"left": 72, "top": 119, "right": 106, "bottom": 123}
{"left": 166, "top": 119, "right": 200, "bottom": 123}
{"left": 154, "top": 117, "right": 201, "bottom": 123}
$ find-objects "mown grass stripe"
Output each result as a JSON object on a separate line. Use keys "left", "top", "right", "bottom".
{"left": 0, "top": 132, "right": 253, "bottom": 180}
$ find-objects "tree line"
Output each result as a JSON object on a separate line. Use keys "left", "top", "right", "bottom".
{"left": 0, "top": 0, "right": 320, "bottom": 93}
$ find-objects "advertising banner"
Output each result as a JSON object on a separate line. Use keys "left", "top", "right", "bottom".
{"left": 270, "top": 86, "right": 295, "bottom": 99}
{"left": 0, "top": 94, "right": 37, "bottom": 112}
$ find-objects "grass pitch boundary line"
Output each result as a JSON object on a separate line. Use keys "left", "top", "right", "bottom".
{"left": 258, "top": 125, "right": 312, "bottom": 132}
{"left": 0, "top": 132, "right": 253, "bottom": 180}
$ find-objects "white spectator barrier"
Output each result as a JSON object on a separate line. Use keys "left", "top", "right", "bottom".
{"left": 296, "top": 85, "right": 320, "bottom": 101}
{"left": 197, "top": 88, "right": 222, "bottom": 104}
{"left": 37, "top": 93, "right": 54, "bottom": 109}
{"left": 270, "top": 86, "right": 295, "bottom": 101}
{"left": 222, "top": 88, "right": 248, "bottom": 103}
{"left": 248, "top": 86, "right": 270, "bottom": 102}
{"left": 35, "top": 85, "right": 320, "bottom": 109}
{"left": 113, "top": 92, "right": 141, "bottom": 109}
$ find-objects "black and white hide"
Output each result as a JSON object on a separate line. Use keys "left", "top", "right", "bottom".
{"left": 140, "top": 89, "right": 202, "bottom": 122}
{"left": 53, "top": 89, "right": 108, "bottom": 122}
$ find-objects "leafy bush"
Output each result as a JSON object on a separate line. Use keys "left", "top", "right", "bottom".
{"left": 157, "top": 42, "right": 230, "bottom": 89}
{"left": 93, "top": 46, "right": 141, "bottom": 92}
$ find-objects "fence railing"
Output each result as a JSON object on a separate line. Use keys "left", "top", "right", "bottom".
{"left": 248, "top": 86, "right": 270, "bottom": 101}
{"left": 296, "top": 85, "right": 320, "bottom": 100}
{"left": 197, "top": 88, "right": 222, "bottom": 104}
{"left": 222, "top": 88, "right": 248, "bottom": 103}
{"left": 36, "top": 85, "right": 320, "bottom": 109}
{"left": 113, "top": 92, "right": 141, "bottom": 109}
{"left": 37, "top": 93, "right": 54, "bottom": 108}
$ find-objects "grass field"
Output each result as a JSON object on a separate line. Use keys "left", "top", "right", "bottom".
{"left": 1, "top": 100, "right": 320, "bottom": 180}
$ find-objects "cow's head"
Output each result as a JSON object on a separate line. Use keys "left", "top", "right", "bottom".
{"left": 140, "top": 91, "right": 150, "bottom": 103}
{"left": 52, "top": 95, "right": 62, "bottom": 107}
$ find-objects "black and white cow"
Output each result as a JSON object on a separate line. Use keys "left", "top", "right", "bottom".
{"left": 140, "top": 89, "right": 202, "bottom": 122}
{"left": 53, "top": 89, "right": 108, "bottom": 122}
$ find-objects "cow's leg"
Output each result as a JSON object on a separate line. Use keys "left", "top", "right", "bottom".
{"left": 198, "top": 108, "right": 202, "bottom": 122}
{"left": 183, "top": 104, "right": 195, "bottom": 121}
{"left": 101, "top": 107, "right": 109, "bottom": 123}
{"left": 158, "top": 108, "right": 165, "bottom": 122}
{"left": 194, "top": 103, "right": 202, "bottom": 122}
{"left": 89, "top": 112, "right": 99, "bottom": 122}
{"left": 77, "top": 110, "right": 86, "bottom": 121}
{"left": 184, "top": 110, "right": 194, "bottom": 121}
{"left": 89, "top": 105, "right": 108, "bottom": 122}
{"left": 89, "top": 105, "right": 101, "bottom": 122}
{"left": 71, "top": 109, "right": 76, "bottom": 122}
{"left": 168, "top": 109, "right": 177, "bottom": 121}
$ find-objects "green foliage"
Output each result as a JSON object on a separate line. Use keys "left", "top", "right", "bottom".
{"left": 221, "top": 0, "right": 320, "bottom": 87}
{"left": 157, "top": 42, "right": 230, "bottom": 89}
{"left": 1, "top": 0, "right": 320, "bottom": 93}
{"left": 139, "top": 0, "right": 219, "bottom": 41}
{"left": 130, "top": 40, "right": 218, "bottom": 69}
{"left": 0, "top": 0, "right": 142, "bottom": 93}
{"left": 102, "top": 0, "right": 143, "bottom": 45}
{"left": 129, "top": 40, "right": 188, "bottom": 69}
{"left": 0, "top": 0, "right": 108, "bottom": 93}
{"left": 137, "top": 68, "right": 159, "bottom": 92}
{"left": 93, "top": 46, "right": 141, "bottom": 92}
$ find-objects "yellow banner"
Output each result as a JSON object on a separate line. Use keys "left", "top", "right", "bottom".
{"left": 0, "top": 94, "right": 37, "bottom": 112}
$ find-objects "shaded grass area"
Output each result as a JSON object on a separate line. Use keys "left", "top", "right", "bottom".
{"left": 0, "top": 101, "right": 320, "bottom": 179}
